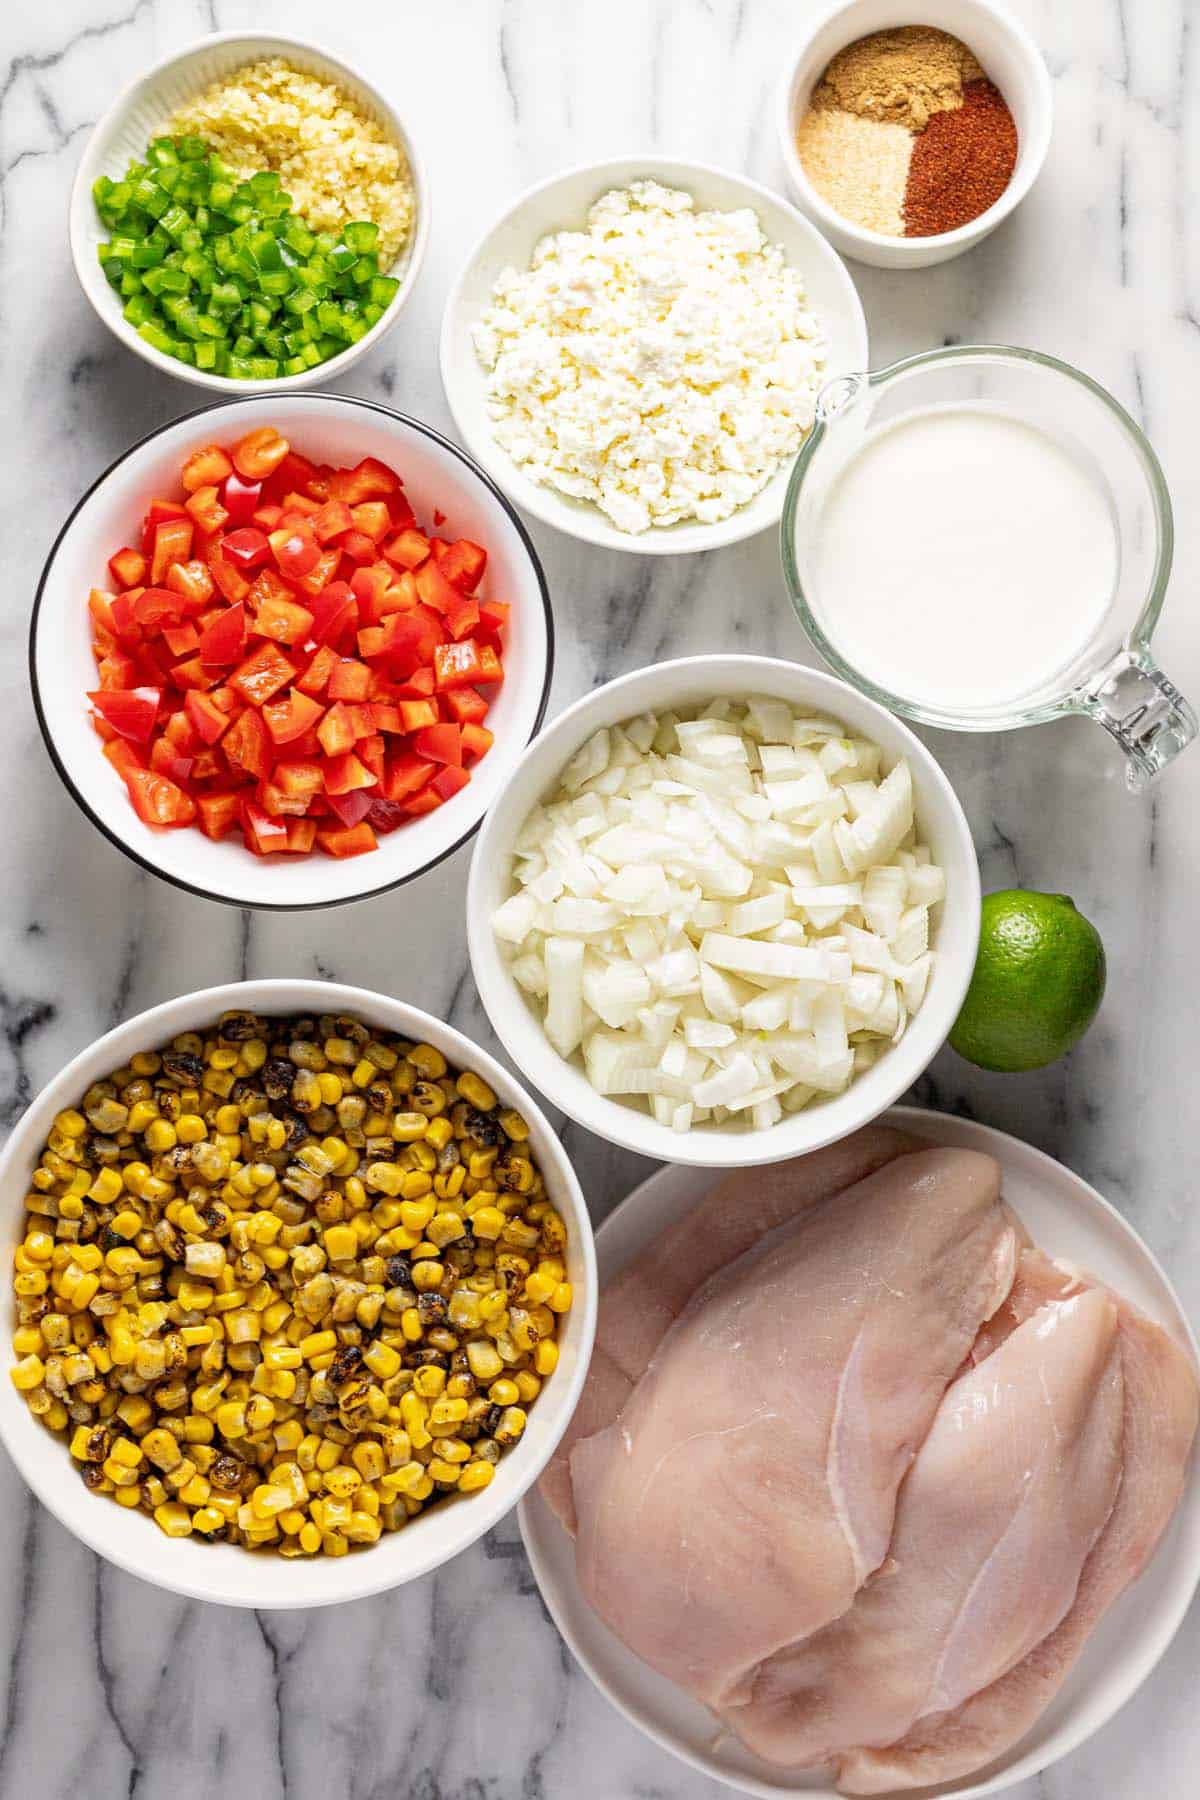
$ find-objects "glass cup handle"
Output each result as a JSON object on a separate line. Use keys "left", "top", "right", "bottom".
{"left": 1078, "top": 647, "right": 1198, "bottom": 790}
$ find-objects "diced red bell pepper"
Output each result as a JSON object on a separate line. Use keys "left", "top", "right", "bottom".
{"left": 220, "top": 470, "right": 263, "bottom": 526}
{"left": 274, "top": 760, "right": 324, "bottom": 802}
{"left": 196, "top": 790, "right": 242, "bottom": 840}
{"left": 383, "top": 528, "right": 431, "bottom": 571}
{"left": 325, "top": 788, "right": 377, "bottom": 828}
{"left": 387, "top": 487, "right": 416, "bottom": 529}
{"left": 181, "top": 445, "right": 233, "bottom": 493}
{"left": 394, "top": 665, "right": 438, "bottom": 701}
{"left": 434, "top": 638, "right": 488, "bottom": 690}
{"left": 123, "top": 765, "right": 195, "bottom": 828}
{"left": 328, "top": 457, "right": 399, "bottom": 504}
{"left": 165, "top": 559, "right": 216, "bottom": 610}
{"left": 433, "top": 538, "right": 488, "bottom": 593}
{"left": 283, "top": 817, "right": 319, "bottom": 854}
{"left": 221, "top": 527, "right": 271, "bottom": 571}
{"left": 150, "top": 517, "right": 194, "bottom": 585}
{"left": 102, "top": 736, "right": 146, "bottom": 779}
{"left": 311, "top": 499, "right": 354, "bottom": 544}
{"left": 292, "top": 547, "right": 340, "bottom": 598}
{"left": 370, "top": 702, "right": 404, "bottom": 734}
{"left": 308, "top": 581, "right": 358, "bottom": 649}
{"left": 184, "top": 689, "right": 231, "bottom": 746}
{"left": 88, "top": 687, "right": 160, "bottom": 745}
{"left": 198, "top": 601, "right": 247, "bottom": 668}
{"left": 380, "top": 751, "right": 436, "bottom": 802}
{"left": 413, "top": 724, "right": 463, "bottom": 767}
{"left": 252, "top": 503, "right": 284, "bottom": 533}
{"left": 161, "top": 622, "right": 200, "bottom": 658}
{"left": 169, "top": 656, "right": 216, "bottom": 692}
{"left": 240, "top": 794, "right": 289, "bottom": 855}
{"left": 441, "top": 685, "right": 489, "bottom": 725}
{"left": 416, "top": 557, "right": 464, "bottom": 616}
{"left": 444, "top": 595, "right": 481, "bottom": 642}
{"left": 109, "top": 589, "right": 143, "bottom": 644}
{"left": 262, "top": 689, "right": 325, "bottom": 746}
{"left": 317, "top": 701, "right": 357, "bottom": 758}
{"left": 322, "top": 752, "right": 375, "bottom": 796}
{"left": 164, "top": 709, "right": 203, "bottom": 754}
{"left": 348, "top": 501, "right": 392, "bottom": 545}
{"left": 296, "top": 644, "right": 338, "bottom": 696}
{"left": 357, "top": 734, "right": 386, "bottom": 782}
{"left": 185, "top": 485, "right": 229, "bottom": 535}
{"left": 327, "top": 659, "right": 373, "bottom": 702}
{"left": 108, "top": 547, "right": 147, "bottom": 589}
{"left": 230, "top": 642, "right": 297, "bottom": 708}
{"left": 432, "top": 764, "right": 471, "bottom": 802}
{"left": 349, "top": 565, "right": 393, "bottom": 626}
{"left": 141, "top": 499, "right": 189, "bottom": 555}
{"left": 223, "top": 707, "right": 274, "bottom": 781}
{"left": 254, "top": 592, "right": 315, "bottom": 647}
{"left": 132, "top": 587, "right": 185, "bottom": 628}
{"left": 232, "top": 427, "right": 290, "bottom": 484}
{"left": 460, "top": 723, "right": 494, "bottom": 761}
{"left": 149, "top": 737, "right": 194, "bottom": 786}
{"left": 208, "top": 546, "right": 251, "bottom": 605}
{"left": 89, "top": 589, "right": 119, "bottom": 635}
{"left": 475, "top": 643, "right": 504, "bottom": 684}
{"left": 478, "top": 599, "right": 511, "bottom": 638}
{"left": 365, "top": 798, "right": 409, "bottom": 835}
{"left": 398, "top": 698, "right": 439, "bottom": 734}
{"left": 97, "top": 651, "right": 139, "bottom": 690}
{"left": 340, "top": 530, "right": 379, "bottom": 565}
{"left": 259, "top": 779, "right": 313, "bottom": 818}
{"left": 268, "top": 523, "right": 321, "bottom": 580}
{"left": 262, "top": 449, "right": 319, "bottom": 502}
{"left": 400, "top": 786, "right": 444, "bottom": 817}
{"left": 316, "top": 821, "right": 378, "bottom": 858}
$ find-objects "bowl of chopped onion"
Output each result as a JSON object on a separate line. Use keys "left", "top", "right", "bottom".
{"left": 467, "top": 656, "right": 980, "bottom": 1167}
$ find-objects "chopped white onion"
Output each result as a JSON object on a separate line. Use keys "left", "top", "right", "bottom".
{"left": 495, "top": 698, "right": 943, "bottom": 1132}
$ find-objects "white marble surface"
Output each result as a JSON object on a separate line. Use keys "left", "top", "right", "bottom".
{"left": 0, "top": 0, "right": 1197, "bottom": 1794}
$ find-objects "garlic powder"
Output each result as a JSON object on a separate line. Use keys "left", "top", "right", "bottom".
{"left": 472, "top": 182, "right": 825, "bottom": 534}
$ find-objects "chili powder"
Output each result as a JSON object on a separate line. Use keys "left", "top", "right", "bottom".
{"left": 904, "top": 79, "right": 1018, "bottom": 236}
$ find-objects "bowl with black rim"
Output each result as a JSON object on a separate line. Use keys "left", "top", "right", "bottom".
{"left": 31, "top": 393, "right": 553, "bottom": 910}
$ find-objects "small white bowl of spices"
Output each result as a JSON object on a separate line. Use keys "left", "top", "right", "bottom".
{"left": 777, "top": 0, "right": 1052, "bottom": 269}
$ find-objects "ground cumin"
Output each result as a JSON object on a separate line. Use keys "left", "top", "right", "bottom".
{"left": 811, "top": 26, "right": 985, "bottom": 132}
{"left": 904, "top": 79, "right": 1018, "bottom": 235}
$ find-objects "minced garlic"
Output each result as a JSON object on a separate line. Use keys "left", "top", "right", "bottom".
{"left": 170, "top": 58, "right": 414, "bottom": 265}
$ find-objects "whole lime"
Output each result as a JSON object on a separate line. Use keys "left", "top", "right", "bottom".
{"left": 950, "top": 890, "right": 1106, "bottom": 1073}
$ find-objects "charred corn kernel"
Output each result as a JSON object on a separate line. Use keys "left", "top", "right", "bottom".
{"left": 351, "top": 1441, "right": 385, "bottom": 1483}
{"left": 471, "top": 1206, "right": 505, "bottom": 1241}
{"left": 549, "top": 1282, "right": 573, "bottom": 1314}
{"left": 10, "top": 1355, "right": 45, "bottom": 1392}
{"left": 14, "top": 1270, "right": 47, "bottom": 1297}
{"left": 391, "top": 1112, "right": 427, "bottom": 1143}
{"left": 144, "top": 1119, "right": 177, "bottom": 1152}
{"left": 297, "top": 1521, "right": 321, "bottom": 1554}
{"left": 514, "top": 1370, "right": 542, "bottom": 1404}
{"left": 456, "top": 1072, "right": 497, "bottom": 1111}
{"left": 408, "top": 1140, "right": 438, "bottom": 1173}
{"left": 86, "top": 1168, "right": 124, "bottom": 1207}
{"left": 494, "top": 1406, "right": 527, "bottom": 1445}
{"left": 154, "top": 1502, "right": 193, "bottom": 1538}
{"left": 215, "top": 1402, "right": 247, "bottom": 1439}
{"left": 427, "top": 1211, "right": 465, "bottom": 1247}
{"left": 184, "top": 1242, "right": 226, "bottom": 1280}
{"left": 429, "top": 1397, "right": 469, "bottom": 1429}
{"left": 488, "top": 1378, "right": 520, "bottom": 1407}
{"left": 142, "top": 1428, "right": 181, "bottom": 1470}
{"left": 362, "top": 1341, "right": 401, "bottom": 1381}
{"left": 412, "top": 1365, "right": 446, "bottom": 1399}
{"left": 523, "top": 1270, "right": 556, "bottom": 1307}
{"left": 399, "top": 1194, "right": 435, "bottom": 1230}
{"left": 299, "top": 1330, "right": 337, "bottom": 1361}
{"left": 323, "top": 1226, "right": 357, "bottom": 1262}
{"left": 458, "top": 1460, "right": 495, "bottom": 1493}
{"left": 427, "top": 1458, "right": 461, "bottom": 1485}
{"left": 409, "top": 1043, "right": 447, "bottom": 1079}
{"left": 465, "top": 1340, "right": 503, "bottom": 1382}
{"left": 411, "top": 1259, "right": 444, "bottom": 1292}
{"left": 534, "top": 1339, "right": 560, "bottom": 1377}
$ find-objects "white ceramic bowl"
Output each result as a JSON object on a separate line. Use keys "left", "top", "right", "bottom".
{"left": 776, "top": 0, "right": 1053, "bottom": 270}
{"left": 31, "top": 392, "right": 553, "bottom": 911}
{"left": 440, "top": 157, "right": 868, "bottom": 554}
{"left": 520, "top": 1108, "right": 1200, "bottom": 1798}
{"left": 70, "top": 32, "right": 430, "bottom": 393}
{"left": 0, "top": 979, "right": 597, "bottom": 1609}
{"left": 467, "top": 655, "right": 980, "bottom": 1168}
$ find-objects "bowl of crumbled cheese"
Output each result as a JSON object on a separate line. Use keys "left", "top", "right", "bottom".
{"left": 71, "top": 32, "right": 430, "bottom": 392}
{"left": 440, "top": 159, "right": 868, "bottom": 553}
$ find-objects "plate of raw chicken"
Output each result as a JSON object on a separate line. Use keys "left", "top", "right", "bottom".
{"left": 520, "top": 1108, "right": 1200, "bottom": 1798}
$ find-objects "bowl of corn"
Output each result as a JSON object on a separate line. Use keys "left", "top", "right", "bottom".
{"left": 0, "top": 979, "right": 595, "bottom": 1608}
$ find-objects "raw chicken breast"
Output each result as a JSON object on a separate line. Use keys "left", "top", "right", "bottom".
{"left": 570, "top": 1149, "right": 1019, "bottom": 1708}
{"left": 838, "top": 1249, "right": 1199, "bottom": 1794}
{"left": 724, "top": 1289, "right": 1124, "bottom": 1767}
{"left": 540, "top": 1125, "right": 923, "bottom": 1532}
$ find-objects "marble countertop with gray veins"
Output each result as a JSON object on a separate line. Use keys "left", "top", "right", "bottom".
{"left": 1, "top": 1, "right": 1198, "bottom": 1796}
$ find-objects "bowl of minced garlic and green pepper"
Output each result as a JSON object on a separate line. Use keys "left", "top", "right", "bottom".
{"left": 5, "top": 1002, "right": 583, "bottom": 1584}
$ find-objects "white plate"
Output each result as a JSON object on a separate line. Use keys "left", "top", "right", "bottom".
{"left": 519, "top": 1107, "right": 1200, "bottom": 1798}
{"left": 440, "top": 157, "right": 868, "bottom": 554}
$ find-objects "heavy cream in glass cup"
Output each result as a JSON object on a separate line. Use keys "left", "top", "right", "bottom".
{"left": 781, "top": 345, "right": 1196, "bottom": 787}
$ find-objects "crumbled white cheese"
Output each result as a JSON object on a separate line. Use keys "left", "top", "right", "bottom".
{"left": 472, "top": 181, "right": 825, "bottom": 534}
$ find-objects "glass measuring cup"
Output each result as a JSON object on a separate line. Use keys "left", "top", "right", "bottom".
{"left": 780, "top": 345, "right": 1196, "bottom": 788}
